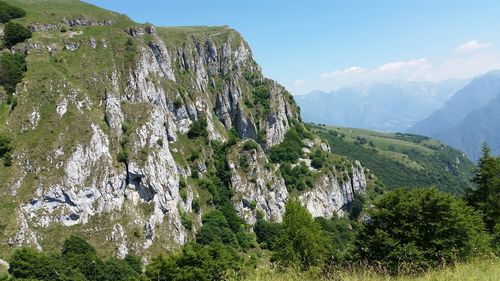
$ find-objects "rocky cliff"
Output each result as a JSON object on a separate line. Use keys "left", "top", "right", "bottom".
{"left": 0, "top": 0, "right": 367, "bottom": 258}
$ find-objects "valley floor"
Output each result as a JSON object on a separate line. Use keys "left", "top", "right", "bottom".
{"left": 237, "top": 258, "right": 500, "bottom": 281}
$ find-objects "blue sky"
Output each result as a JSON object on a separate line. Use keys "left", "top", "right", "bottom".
{"left": 86, "top": 0, "right": 500, "bottom": 94}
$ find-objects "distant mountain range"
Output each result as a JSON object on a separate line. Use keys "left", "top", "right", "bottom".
{"left": 409, "top": 70, "right": 500, "bottom": 161}
{"left": 295, "top": 80, "right": 468, "bottom": 132}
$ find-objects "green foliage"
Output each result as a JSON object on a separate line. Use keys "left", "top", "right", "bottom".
{"left": 0, "top": 1, "right": 26, "bottom": 23}
{"left": 146, "top": 242, "right": 242, "bottom": 281}
{"left": 0, "top": 134, "right": 13, "bottom": 166}
{"left": 173, "top": 97, "right": 183, "bottom": 108}
{"left": 0, "top": 52, "right": 27, "bottom": 94}
{"left": 62, "top": 235, "right": 97, "bottom": 256}
{"left": 187, "top": 117, "right": 208, "bottom": 139}
{"left": 3, "top": 22, "right": 32, "bottom": 48}
{"left": 239, "top": 154, "right": 249, "bottom": 172}
{"left": 315, "top": 215, "right": 355, "bottom": 264}
{"left": 180, "top": 211, "right": 193, "bottom": 230}
{"left": 315, "top": 125, "right": 474, "bottom": 195}
{"left": 466, "top": 144, "right": 500, "bottom": 233}
{"left": 243, "top": 139, "right": 259, "bottom": 151}
{"left": 280, "top": 162, "right": 314, "bottom": 191}
{"left": 124, "top": 254, "right": 143, "bottom": 274}
{"left": 254, "top": 218, "right": 282, "bottom": 250}
{"left": 9, "top": 236, "right": 139, "bottom": 281}
{"left": 347, "top": 192, "right": 365, "bottom": 221}
{"left": 268, "top": 125, "right": 311, "bottom": 163}
{"left": 273, "top": 200, "right": 326, "bottom": 270}
{"left": 356, "top": 188, "right": 490, "bottom": 273}
{"left": 196, "top": 210, "right": 238, "bottom": 247}
{"left": 310, "top": 149, "right": 326, "bottom": 169}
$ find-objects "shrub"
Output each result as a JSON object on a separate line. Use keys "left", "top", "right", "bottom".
{"left": 0, "top": 1, "right": 26, "bottom": 23}
{"left": 3, "top": 22, "right": 32, "bottom": 48}
{"left": 268, "top": 125, "right": 311, "bottom": 163}
{"left": 315, "top": 215, "right": 355, "bottom": 263}
{"left": 145, "top": 242, "right": 242, "bottom": 281}
{"left": 356, "top": 188, "right": 490, "bottom": 273}
{"left": 243, "top": 139, "right": 259, "bottom": 151}
{"left": 348, "top": 192, "right": 365, "bottom": 221}
{"left": 173, "top": 97, "right": 183, "bottom": 108}
{"left": 0, "top": 134, "right": 13, "bottom": 166}
{"left": 187, "top": 118, "right": 208, "bottom": 139}
{"left": 254, "top": 218, "right": 282, "bottom": 250}
{"left": 273, "top": 200, "right": 326, "bottom": 270}
{"left": 280, "top": 162, "right": 314, "bottom": 191}
{"left": 180, "top": 211, "right": 193, "bottom": 230}
{"left": 0, "top": 52, "right": 27, "bottom": 94}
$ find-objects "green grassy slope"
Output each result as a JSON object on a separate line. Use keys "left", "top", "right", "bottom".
{"left": 311, "top": 124, "right": 475, "bottom": 195}
{"left": 237, "top": 258, "right": 500, "bottom": 281}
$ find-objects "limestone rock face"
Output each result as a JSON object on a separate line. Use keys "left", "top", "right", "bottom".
{"left": 228, "top": 146, "right": 288, "bottom": 224}
{"left": 299, "top": 161, "right": 367, "bottom": 217}
{"left": 2, "top": 14, "right": 367, "bottom": 258}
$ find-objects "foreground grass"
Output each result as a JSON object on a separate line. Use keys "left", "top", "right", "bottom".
{"left": 238, "top": 258, "right": 500, "bottom": 281}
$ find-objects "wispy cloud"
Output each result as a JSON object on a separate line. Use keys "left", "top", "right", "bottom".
{"left": 320, "top": 58, "right": 431, "bottom": 84}
{"left": 320, "top": 66, "right": 367, "bottom": 78}
{"left": 293, "top": 79, "right": 305, "bottom": 86}
{"left": 376, "top": 58, "right": 429, "bottom": 72}
{"left": 315, "top": 52, "right": 500, "bottom": 91}
{"left": 455, "top": 40, "right": 493, "bottom": 53}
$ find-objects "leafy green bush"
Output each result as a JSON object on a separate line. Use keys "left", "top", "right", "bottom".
{"left": 187, "top": 118, "right": 208, "bottom": 139}
{"left": 273, "top": 200, "right": 326, "bottom": 270}
{"left": 347, "top": 192, "right": 365, "bottom": 221}
{"left": 243, "top": 139, "right": 259, "bottom": 151}
{"left": 9, "top": 236, "right": 139, "bottom": 281}
{"left": 0, "top": 52, "right": 27, "bottom": 94}
{"left": 310, "top": 149, "right": 326, "bottom": 169}
{"left": 356, "top": 188, "right": 490, "bottom": 273}
{"left": 254, "top": 218, "right": 282, "bottom": 250}
{"left": 3, "top": 22, "right": 32, "bottom": 48}
{"left": 268, "top": 125, "right": 312, "bottom": 163}
{"left": 315, "top": 215, "right": 355, "bottom": 264}
{"left": 280, "top": 162, "right": 314, "bottom": 191}
{"left": 146, "top": 242, "right": 242, "bottom": 281}
{"left": 0, "top": 134, "right": 13, "bottom": 166}
{"left": 0, "top": 1, "right": 26, "bottom": 23}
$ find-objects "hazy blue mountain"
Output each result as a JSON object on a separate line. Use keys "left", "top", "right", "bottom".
{"left": 432, "top": 94, "right": 500, "bottom": 161}
{"left": 295, "top": 80, "right": 468, "bottom": 132}
{"left": 409, "top": 70, "right": 500, "bottom": 136}
{"left": 408, "top": 70, "right": 500, "bottom": 161}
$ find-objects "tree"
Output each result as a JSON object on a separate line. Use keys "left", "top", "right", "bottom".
{"left": 146, "top": 242, "right": 242, "bottom": 281}
{"left": 272, "top": 199, "right": 326, "bottom": 269}
{"left": 0, "top": 1, "right": 26, "bottom": 23}
{"left": 356, "top": 188, "right": 490, "bottom": 273}
{"left": 3, "top": 22, "right": 32, "bottom": 48}
{"left": 0, "top": 52, "right": 27, "bottom": 94}
{"left": 187, "top": 117, "right": 208, "bottom": 139}
{"left": 466, "top": 144, "right": 500, "bottom": 232}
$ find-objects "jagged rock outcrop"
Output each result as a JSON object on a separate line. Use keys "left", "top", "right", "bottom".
{"left": 300, "top": 161, "right": 366, "bottom": 217}
{"left": 0, "top": 3, "right": 367, "bottom": 259}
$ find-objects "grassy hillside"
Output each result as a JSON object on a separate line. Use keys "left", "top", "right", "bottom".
{"left": 311, "top": 124, "right": 475, "bottom": 195}
{"left": 237, "top": 258, "right": 500, "bottom": 281}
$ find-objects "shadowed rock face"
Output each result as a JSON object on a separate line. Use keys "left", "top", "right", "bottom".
{"left": 2, "top": 2, "right": 366, "bottom": 258}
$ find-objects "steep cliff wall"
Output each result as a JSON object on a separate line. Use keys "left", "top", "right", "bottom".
{"left": 0, "top": 0, "right": 366, "bottom": 258}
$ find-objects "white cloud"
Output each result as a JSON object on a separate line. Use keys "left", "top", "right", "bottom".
{"left": 319, "top": 58, "right": 431, "bottom": 87}
{"left": 376, "top": 58, "right": 429, "bottom": 72}
{"left": 455, "top": 40, "right": 493, "bottom": 53}
{"left": 293, "top": 79, "right": 305, "bottom": 86}
{"left": 320, "top": 66, "right": 368, "bottom": 78}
